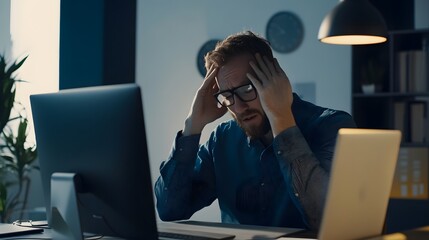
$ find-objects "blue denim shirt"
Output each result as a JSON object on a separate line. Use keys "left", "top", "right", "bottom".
{"left": 155, "top": 95, "right": 356, "bottom": 230}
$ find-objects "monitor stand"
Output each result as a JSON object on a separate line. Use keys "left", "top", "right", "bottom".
{"left": 50, "top": 172, "right": 83, "bottom": 240}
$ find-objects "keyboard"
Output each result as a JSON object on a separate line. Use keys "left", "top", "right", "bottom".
{"left": 158, "top": 229, "right": 235, "bottom": 240}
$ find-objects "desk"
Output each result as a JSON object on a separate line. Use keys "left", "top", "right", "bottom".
{"left": 2, "top": 223, "right": 429, "bottom": 240}
{"left": 364, "top": 226, "right": 429, "bottom": 240}
{"left": 1, "top": 222, "right": 297, "bottom": 240}
{"left": 1, "top": 222, "right": 300, "bottom": 239}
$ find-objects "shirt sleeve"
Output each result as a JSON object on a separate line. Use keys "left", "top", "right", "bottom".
{"left": 154, "top": 131, "right": 217, "bottom": 221}
{"left": 272, "top": 112, "right": 356, "bottom": 231}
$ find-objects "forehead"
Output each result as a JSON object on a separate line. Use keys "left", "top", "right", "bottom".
{"left": 216, "top": 54, "right": 254, "bottom": 90}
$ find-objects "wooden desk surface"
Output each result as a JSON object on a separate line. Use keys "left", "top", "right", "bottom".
{"left": 364, "top": 226, "right": 429, "bottom": 240}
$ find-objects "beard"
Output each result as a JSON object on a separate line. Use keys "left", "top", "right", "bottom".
{"left": 232, "top": 109, "right": 271, "bottom": 139}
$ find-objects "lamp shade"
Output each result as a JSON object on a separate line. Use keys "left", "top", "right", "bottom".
{"left": 318, "top": 0, "right": 388, "bottom": 45}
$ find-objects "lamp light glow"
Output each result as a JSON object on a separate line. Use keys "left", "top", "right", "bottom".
{"left": 318, "top": 0, "right": 388, "bottom": 45}
{"left": 320, "top": 35, "right": 387, "bottom": 45}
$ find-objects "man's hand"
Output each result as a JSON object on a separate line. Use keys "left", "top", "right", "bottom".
{"left": 183, "top": 65, "right": 227, "bottom": 136}
{"left": 246, "top": 53, "right": 296, "bottom": 137}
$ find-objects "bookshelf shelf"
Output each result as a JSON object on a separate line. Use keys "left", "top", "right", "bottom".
{"left": 401, "top": 142, "right": 429, "bottom": 148}
{"left": 353, "top": 92, "right": 429, "bottom": 98}
{"left": 352, "top": 28, "right": 429, "bottom": 141}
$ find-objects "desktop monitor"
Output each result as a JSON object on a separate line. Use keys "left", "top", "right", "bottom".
{"left": 30, "top": 84, "right": 158, "bottom": 239}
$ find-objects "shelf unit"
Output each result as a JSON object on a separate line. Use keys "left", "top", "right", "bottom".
{"left": 352, "top": 28, "right": 429, "bottom": 233}
{"left": 352, "top": 29, "right": 429, "bottom": 144}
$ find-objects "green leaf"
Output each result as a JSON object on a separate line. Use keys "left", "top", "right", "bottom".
{"left": 0, "top": 155, "right": 14, "bottom": 163}
{"left": 1, "top": 55, "right": 26, "bottom": 135}
{"left": 5, "top": 56, "right": 28, "bottom": 77}
{"left": 0, "top": 182, "right": 7, "bottom": 212}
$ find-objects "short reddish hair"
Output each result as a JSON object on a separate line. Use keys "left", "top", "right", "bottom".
{"left": 205, "top": 31, "right": 274, "bottom": 71}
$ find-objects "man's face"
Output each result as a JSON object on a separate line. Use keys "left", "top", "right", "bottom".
{"left": 216, "top": 54, "right": 270, "bottom": 139}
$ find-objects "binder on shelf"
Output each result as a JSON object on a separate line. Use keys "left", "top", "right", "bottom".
{"left": 396, "top": 51, "right": 408, "bottom": 92}
{"left": 394, "top": 101, "right": 406, "bottom": 141}
{"left": 409, "top": 50, "right": 428, "bottom": 92}
{"left": 396, "top": 50, "right": 428, "bottom": 93}
{"left": 391, "top": 147, "right": 428, "bottom": 199}
{"left": 407, "top": 101, "right": 427, "bottom": 143}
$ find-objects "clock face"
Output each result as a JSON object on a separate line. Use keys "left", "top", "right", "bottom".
{"left": 266, "top": 11, "right": 304, "bottom": 53}
{"left": 197, "top": 39, "right": 220, "bottom": 77}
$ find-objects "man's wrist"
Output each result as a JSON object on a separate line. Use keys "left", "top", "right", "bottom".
{"left": 183, "top": 118, "right": 204, "bottom": 136}
{"left": 271, "top": 114, "right": 296, "bottom": 137}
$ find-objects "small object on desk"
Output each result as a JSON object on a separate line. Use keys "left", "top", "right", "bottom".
{"left": 0, "top": 223, "right": 44, "bottom": 237}
{"left": 158, "top": 228, "right": 235, "bottom": 240}
{"left": 277, "top": 238, "right": 317, "bottom": 240}
{"left": 158, "top": 222, "right": 235, "bottom": 240}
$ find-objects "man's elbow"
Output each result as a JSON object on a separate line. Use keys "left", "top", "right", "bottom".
{"left": 156, "top": 201, "right": 191, "bottom": 222}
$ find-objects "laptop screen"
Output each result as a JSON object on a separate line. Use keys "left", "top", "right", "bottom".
{"left": 318, "top": 128, "right": 401, "bottom": 240}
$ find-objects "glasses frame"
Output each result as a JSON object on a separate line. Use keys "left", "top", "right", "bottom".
{"left": 12, "top": 219, "right": 50, "bottom": 229}
{"left": 213, "top": 82, "right": 257, "bottom": 107}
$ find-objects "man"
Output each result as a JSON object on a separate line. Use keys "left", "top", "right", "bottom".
{"left": 154, "top": 31, "right": 356, "bottom": 231}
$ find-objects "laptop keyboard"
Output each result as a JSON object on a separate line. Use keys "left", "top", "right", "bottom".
{"left": 158, "top": 229, "right": 235, "bottom": 240}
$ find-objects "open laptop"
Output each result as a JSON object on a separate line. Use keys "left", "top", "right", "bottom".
{"left": 280, "top": 128, "right": 401, "bottom": 240}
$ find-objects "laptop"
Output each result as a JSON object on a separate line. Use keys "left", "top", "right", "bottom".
{"left": 0, "top": 224, "right": 43, "bottom": 237}
{"left": 280, "top": 128, "right": 401, "bottom": 240}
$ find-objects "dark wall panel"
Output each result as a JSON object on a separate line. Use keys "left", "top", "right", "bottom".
{"left": 60, "top": 0, "right": 136, "bottom": 89}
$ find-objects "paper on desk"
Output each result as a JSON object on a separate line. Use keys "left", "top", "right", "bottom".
{"left": 276, "top": 237, "right": 317, "bottom": 240}
{"left": 158, "top": 221, "right": 303, "bottom": 240}
{"left": 277, "top": 238, "right": 317, "bottom": 240}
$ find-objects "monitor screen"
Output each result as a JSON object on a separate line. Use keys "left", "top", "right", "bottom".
{"left": 30, "top": 84, "right": 158, "bottom": 239}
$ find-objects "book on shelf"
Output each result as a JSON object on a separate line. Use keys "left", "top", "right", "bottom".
{"left": 394, "top": 101, "right": 406, "bottom": 141}
{"left": 390, "top": 147, "right": 428, "bottom": 199}
{"left": 407, "top": 101, "right": 428, "bottom": 143}
{"left": 396, "top": 50, "right": 428, "bottom": 92}
{"left": 394, "top": 100, "right": 428, "bottom": 143}
{"left": 397, "top": 51, "right": 408, "bottom": 92}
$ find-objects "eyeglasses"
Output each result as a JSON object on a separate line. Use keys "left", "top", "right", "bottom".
{"left": 214, "top": 83, "right": 257, "bottom": 107}
{"left": 12, "top": 219, "right": 49, "bottom": 229}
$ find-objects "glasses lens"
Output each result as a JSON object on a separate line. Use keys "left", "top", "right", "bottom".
{"left": 13, "top": 220, "right": 33, "bottom": 227}
{"left": 216, "top": 92, "right": 234, "bottom": 107}
{"left": 235, "top": 84, "right": 256, "bottom": 101}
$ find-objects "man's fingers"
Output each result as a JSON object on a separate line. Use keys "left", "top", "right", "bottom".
{"left": 246, "top": 73, "right": 262, "bottom": 91}
{"left": 274, "top": 58, "right": 287, "bottom": 77}
{"left": 201, "top": 65, "right": 218, "bottom": 88}
{"left": 255, "top": 54, "right": 271, "bottom": 79}
{"left": 249, "top": 61, "right": 268, "bottom": 83}
{"left": 263, "top": 56, "right": 277, "bottom": 75}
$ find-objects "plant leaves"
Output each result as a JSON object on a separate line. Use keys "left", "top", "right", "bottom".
{"left": 5, "top": 56, "right": 28, "bottom": 77}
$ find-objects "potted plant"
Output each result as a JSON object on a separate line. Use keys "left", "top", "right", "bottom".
{"left": 360, "top": 59, "right": 385, "bottom": 94}
{"left": 0, "top": 55, "right": 38, "bottom": 223}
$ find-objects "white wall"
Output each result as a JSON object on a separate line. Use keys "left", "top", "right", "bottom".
{"left": 136, "top": 0, "right": 352, "bottom": 222}
{"left": 415, "top": 0, "right": 429, "bottom": 29}
{"left": 9, "top": 0, "right": 60, "bottom": 217}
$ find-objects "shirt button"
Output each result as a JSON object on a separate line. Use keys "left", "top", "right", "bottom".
{"left": 295, "top": 193, "right": 299, "bottom": 197}
{"left": 260, "top": 182, "right": 265, "bottom": 187}
{"left": 277, "top": 150, "right": 282, "bottom": 155}
{"left": 179, "top": 148, "right": 183, "bottom": 152}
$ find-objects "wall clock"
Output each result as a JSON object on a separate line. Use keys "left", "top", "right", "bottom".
{"left": 196, "top": 39, "right": 220, "bottom": 77}
{"left": 266, "top": 11, "right": 304, "bottom": 53}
